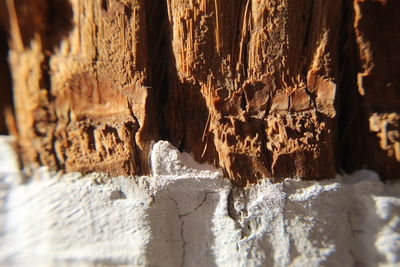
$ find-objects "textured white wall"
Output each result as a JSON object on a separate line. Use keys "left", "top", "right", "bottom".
{"left": 0, "top": 138, "right": 399, "bottom": 266}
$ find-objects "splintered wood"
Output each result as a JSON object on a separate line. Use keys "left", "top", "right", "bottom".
{"left": 6, "top": 0, "right": 156, "bottom": 176}
{"left": 3, "top": 0, "right": 400, "bottom": 185}
{"left": 165, "top": 0, "right": 340, "bottom": 185}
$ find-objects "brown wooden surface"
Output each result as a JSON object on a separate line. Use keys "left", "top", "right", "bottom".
{"left": 4, "top": 0, "right": 157, "bottom": 176}
{"left": 0, "top": 4, "right": 13, "bottom": 135}
{"left": 1, "top": 0, "right": 399, "bottom": 185}
{"left": 163, "top": 0, "right": 342, "bottom": 185}
{"left": 353, "top": 0, "right": 400, "bottom": 180}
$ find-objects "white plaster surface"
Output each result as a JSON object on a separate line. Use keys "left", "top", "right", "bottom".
{"left": 0, "top": 137, "right": 399, "bottom": 266}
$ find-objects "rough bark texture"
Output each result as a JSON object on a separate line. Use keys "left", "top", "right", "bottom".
{"left": 1, "top": 0, "right": 399, "bottom": 185}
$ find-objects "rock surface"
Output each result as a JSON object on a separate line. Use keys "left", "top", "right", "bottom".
{"left": 0, "top": 137, "right": 399, "bottom": 266}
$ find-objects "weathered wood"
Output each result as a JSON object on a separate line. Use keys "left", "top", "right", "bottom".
{"left": 6, "top": 0, "right": 157, "bottom": 176}
{"left": 165, "top": 0, "right": 341, "bottom": 185}
{"left": 352, "top": 0, "right": 400, "bottom": 179}
{"left": 3, "top": 0, "right": 400, "bottom": 185}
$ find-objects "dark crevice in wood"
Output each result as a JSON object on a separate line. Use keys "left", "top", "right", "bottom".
{"left": 101, "top": 0, "right": 109, "bottom": 12}
{"left": 144, "top": 0, "right": 171, "bottom": 141}
{"left": 46, "top": 0, "right": 73, "bottom": 52}
{"left": 0, "top": 27, "right": 13, "bottom": 135}
{"left": 337, "top": 0, "right": 365, "bottom": 175}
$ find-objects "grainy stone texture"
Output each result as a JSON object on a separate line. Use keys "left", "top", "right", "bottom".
{"left": 0, "top": 138, "right": 399, "bottom": 266}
